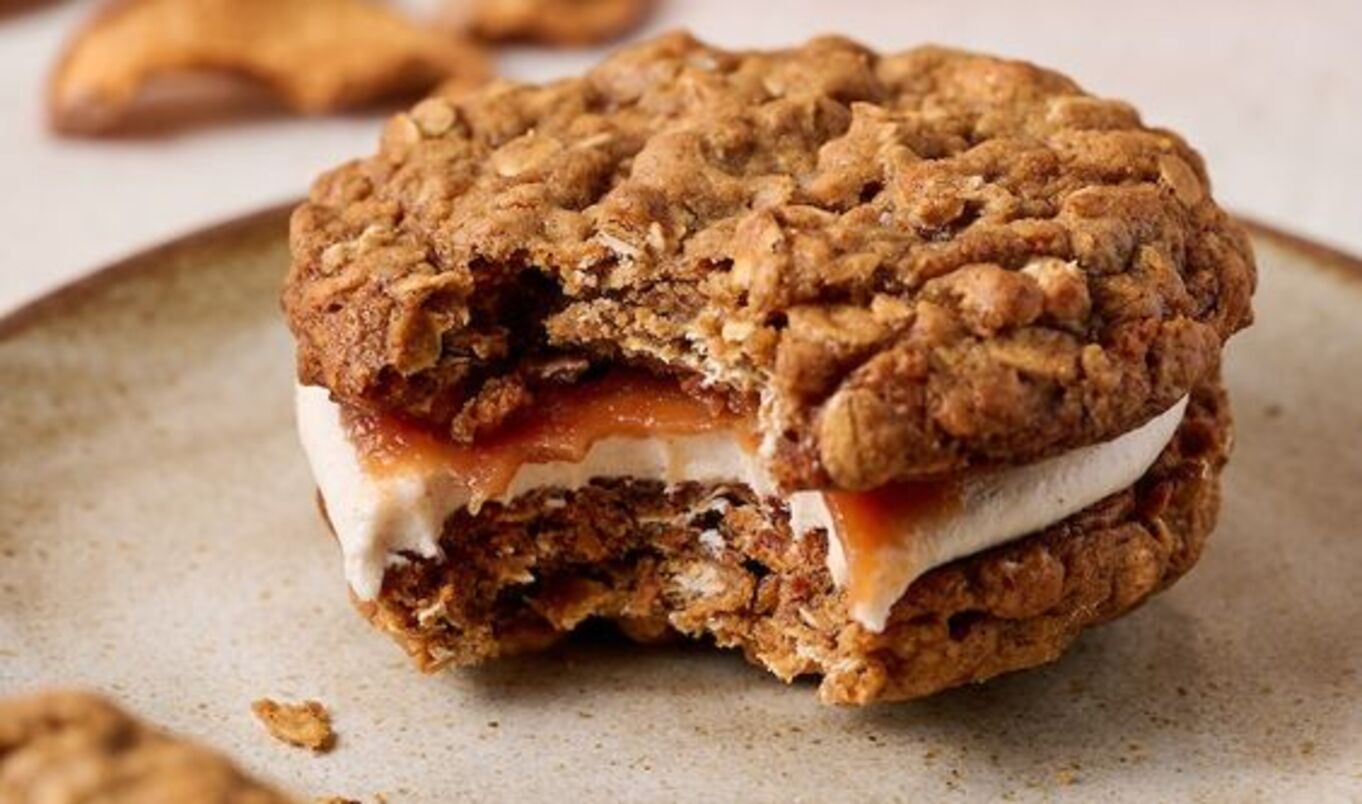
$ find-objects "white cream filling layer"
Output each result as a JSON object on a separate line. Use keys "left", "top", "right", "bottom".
{"left": 839, "top": 395, "right": 1188, "bottom": 631}
{"left": 295, "top": 384, "right": 832, "bottom": 601}
{"left": 295, "top": 385, "right": 1186, "bottom": 631}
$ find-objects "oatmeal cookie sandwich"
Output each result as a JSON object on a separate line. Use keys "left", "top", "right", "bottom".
{"left": 283, "top": 33, "right": 1254, "bottom": 704}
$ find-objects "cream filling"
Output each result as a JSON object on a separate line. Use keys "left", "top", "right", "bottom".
{"left": 838, "top": 395, "right": 1188, "bottom": 631}
{"left": 295, "top": 385, "right": 832, "bottom": 602}
{"left": 295, "top": 385, "right": 1186, "bottom": 631}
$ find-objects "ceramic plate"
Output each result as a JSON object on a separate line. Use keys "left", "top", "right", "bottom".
{"left": 2, "top": 210, "right": 1359, "bottom": 802}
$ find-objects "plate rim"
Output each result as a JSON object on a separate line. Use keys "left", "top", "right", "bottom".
{"left": 1, "top": 207, "right": 1357, "bottom": 341}
{"left": 0, "top": 201, "right": 295, "bottom": 340}
{"left": 1, "top": 206, "right": 1358, "bottom": 796}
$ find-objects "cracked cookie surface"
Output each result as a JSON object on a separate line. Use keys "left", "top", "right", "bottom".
{"left": 284, "top": 32, "right": 1254, "bottom": 489}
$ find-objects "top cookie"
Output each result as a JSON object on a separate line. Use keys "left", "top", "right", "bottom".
{"left": 283, "top": 32, "right": 1255, "bottom": 490}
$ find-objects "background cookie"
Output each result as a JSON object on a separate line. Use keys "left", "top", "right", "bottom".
{"left": 0, "top": 691, "right": 293, "bottom": 803}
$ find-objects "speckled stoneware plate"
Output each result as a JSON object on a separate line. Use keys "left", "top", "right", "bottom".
{"left": 2, "top": 209, "right": 1359, "bottom": 802}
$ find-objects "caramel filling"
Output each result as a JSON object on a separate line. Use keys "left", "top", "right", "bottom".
{"left": 341, "top": 371, "right": 952, "bottom": 621}
{"left": 824, "top": 481, "right": 962, "bottom": 619}
{"left": 343, "top": 372, "right": 753, "bottom": 507}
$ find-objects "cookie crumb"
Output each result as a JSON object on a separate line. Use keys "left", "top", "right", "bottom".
{"left": 252, "top": 698, "right": 335, "bottom": 752}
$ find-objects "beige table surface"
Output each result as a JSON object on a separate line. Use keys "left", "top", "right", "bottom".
{"left": 1, "top": 0, "right": 1359, "bottom": 316}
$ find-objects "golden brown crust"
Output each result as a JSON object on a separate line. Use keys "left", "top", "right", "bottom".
{"left": 349, "top": 380, "right": 1230, "bottom": 704}
{"left": 49, "top": 0, "right": 490, "bottom": 136}
{"left": 0, "top": 691, "right": 293, "bottom": 802}
{"left": 284, "top": 33, "right": 1253, "bottom": 487}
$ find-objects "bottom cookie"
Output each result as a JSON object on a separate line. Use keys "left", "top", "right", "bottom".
{"left": 342, "top": 382, "right": 1230, "bottom": 705}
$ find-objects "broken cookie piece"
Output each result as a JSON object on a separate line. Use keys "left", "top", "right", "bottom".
{"left": 49, "top": 0, "right": 490, "bottom": 135}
